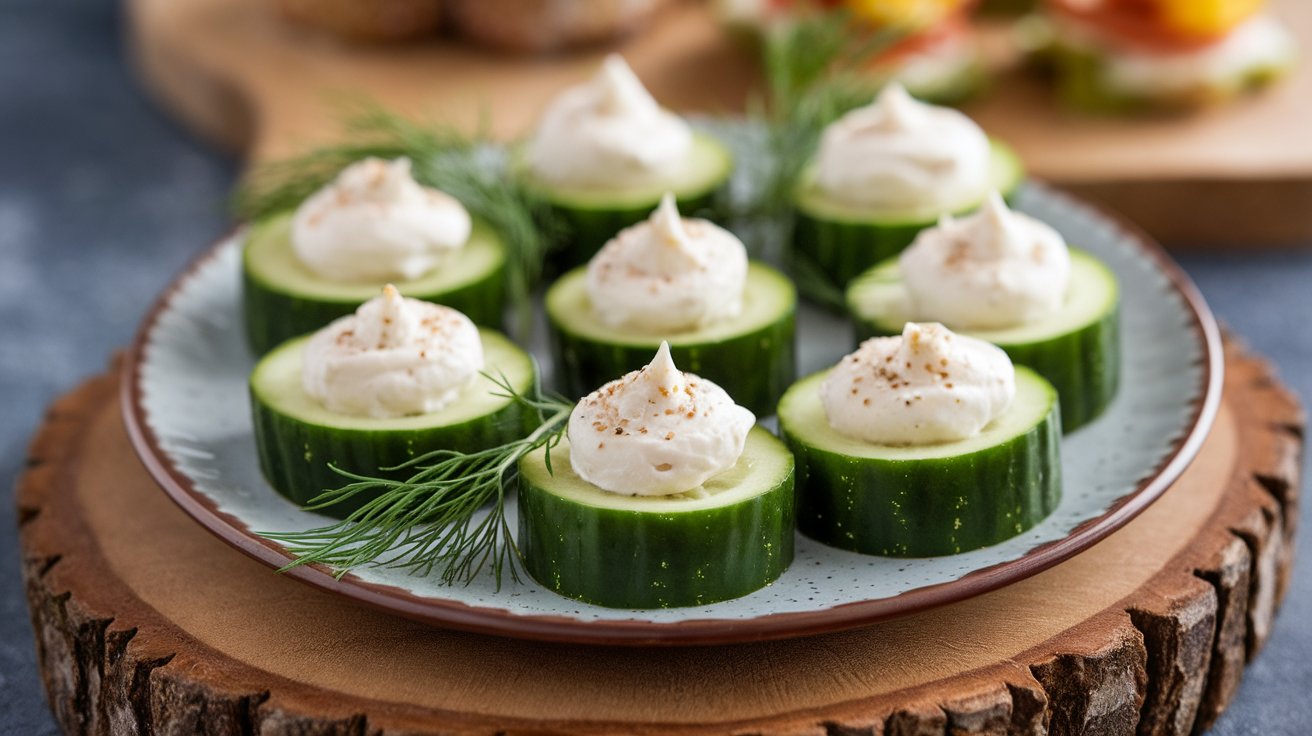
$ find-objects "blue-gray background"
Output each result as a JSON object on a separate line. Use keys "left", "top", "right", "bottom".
{"left": 1, "top": 1, "right": 1308, "bottom": 733}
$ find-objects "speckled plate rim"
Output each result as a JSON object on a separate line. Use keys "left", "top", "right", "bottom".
{"left": 121, "top": 185, "right": 1223, "bottom": 647}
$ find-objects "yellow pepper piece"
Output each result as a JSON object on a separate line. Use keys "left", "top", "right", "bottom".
{"left": 1158, "top": 0, "right": 1264, "bottom": 37}
{"left": 845, "top": 0, "right": 964, "bottom": 30}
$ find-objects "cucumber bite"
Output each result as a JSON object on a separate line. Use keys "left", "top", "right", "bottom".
{"left": 518, "top": 343, "right": 795, "bottom": 608}
{"left": 526, "top": 132, "right": 734, "bottom": 270}
{"left": 1035, "top": 8, "right": 1297, "bottom": 113}
{"left": 867, "top": 15, "right": 989, "bottom": 106}
{"left": 1044, "top": 40, "right": 1295, "bottom": 113}
{"left": 250, "top": 287, "right": 535, "bottom": 518}
{"left": 545, "top": 194, "right": 795, "bottom": 417}
{"left": 244, "top": 214, "right": 507, "bottom": 356}
{"left": 846, "top": 193, "right": 1119, "bottom": 432}
{"left": 792, "top": 83, "right": 1023, "bottom": 288}
{"left": 242, "top": 157, "right": 507, "bottom": 355}
{"left": 519, "top": 427, "right": 795, "bottom": 609}
{"left": 778, "top": 323, "right": 1062, "bottom": 557}
{"left": 520, "top": 55, "right": 734, "bottom": 270}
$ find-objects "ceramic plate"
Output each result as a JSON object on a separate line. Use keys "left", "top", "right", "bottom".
{"left": 123, "top": 182, "right": 1222, "bottom": 646}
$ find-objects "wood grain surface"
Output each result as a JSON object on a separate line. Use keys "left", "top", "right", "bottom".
{"left": 124, "top": 0, "right": 1312, "bottom": 245}
{"left": 16, "top": 338, "right": 1302, "bottom": 734}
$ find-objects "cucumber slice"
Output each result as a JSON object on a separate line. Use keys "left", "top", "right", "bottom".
{"left": 544, "top": 263, "right": 797, "bottom": 416}
{"left": 518, "top": 426, "right": 796, "bottom": 608}
{"left": 521, "top": 132, "right": 735, "bottom": 269}
{"left": 792, "top": 139, "right": 1024, "bottom": 288}
{"left": 242, "top": 213, "right": 507, "bottom": 355}
{"left": 778, "top": 367, "right": 1061, "bottom": 557}
{"left": 250, "top": 329, "right": 536, "bottom": 518}
{"left": 847, "top": 249, "right": 1119, "bottom": 432}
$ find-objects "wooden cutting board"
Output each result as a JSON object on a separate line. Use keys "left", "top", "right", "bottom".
{"left": 17, "top": 341, "right": 1302, "bottom": 734}
{"left": 125, "top": 0, "right": 1312, "bottom": 246}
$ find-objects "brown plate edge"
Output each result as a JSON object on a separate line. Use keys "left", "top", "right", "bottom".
{"left": 119, "top": 183, "right": 1224, "bottom": 647}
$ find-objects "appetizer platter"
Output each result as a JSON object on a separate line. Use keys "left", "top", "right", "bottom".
{"left": 114, "top": 55, "right": 1220, "bottom": 642}
{"left": 122, "top": 178, "right": 1218, "bottom": 642}
{"left": 18, "top": 22, "right": 1305, "bottom": 736}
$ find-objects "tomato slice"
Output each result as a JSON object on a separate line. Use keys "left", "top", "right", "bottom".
{"left": 1046, "top": 0, "right": 1250, "bottom": 52}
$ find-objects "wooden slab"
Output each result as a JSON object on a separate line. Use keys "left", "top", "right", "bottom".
{"left": 125, "top": 0, "right": 1312, "bottom": 246}
{"left": 16, "top": 339, "right": 1302, "bottom": 734}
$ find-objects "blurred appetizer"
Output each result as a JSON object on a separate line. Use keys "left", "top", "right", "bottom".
{"left": 520, "top": 55, "right": 734, "bottom": 269}
{"left": 242, "top": 157, "right": 508, "bottom": 355}
{"left": 546, "top": 194, "right": 796, "bottom": 417}
{"left": 1033, "top": 0, "right": 1297, "bottom": 111}
{"left": 719, "top": 0, "right": 989, "bottom": 104}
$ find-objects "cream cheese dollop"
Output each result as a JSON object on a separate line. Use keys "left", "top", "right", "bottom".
{"left": 899, "top": 192, "right": 1071, "bottom": 330}
{"left": 291, "top": 157, "right": 472, "bottom": 282}
{"left": 301, "top": 285, "right": 484, "bottom": 419}
{"left": 585, "top": 193, "right": 748, "bottom": 333}
{"left": 527, "top": 54, "right": 694, "bottom": 189}
{"left": 821, "top": 322, "right": 1014, "bottom": 446}
{"left": 567, "top": 342, "right": 756, "bottom": 496}
{"left": 812, "top": 83, "right": 992, "bottom": 213}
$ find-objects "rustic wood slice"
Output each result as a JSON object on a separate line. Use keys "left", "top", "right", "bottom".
{"left": 16, "top": 337, "right": 1302, "bottom": 735}
{"left": 124, "top": 0, "right": 1312, "bottom": 246}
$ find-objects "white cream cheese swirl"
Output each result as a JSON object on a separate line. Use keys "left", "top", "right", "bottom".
{"left": 812, "top": 83, "right": 991, "bottom": 213}
{"left": 302, "top": 285, "right": 484, "bottom": 419}
{"left": 527, "top": 54, "right": 694, "bottom": 189}
{"left": 585, "top": 193, "right": 748, "bottom": 333}
{"left": 821, "top": 323, "right": 1014, "bottom": 446}
{"left": 899, "top": 192, "right": 1071, "bottom": 330}
{"left": 291, "top": 157, "right": 472, "bottom": 282}
{"left": 567, "top": 342, "right": 756, "bottom": 496}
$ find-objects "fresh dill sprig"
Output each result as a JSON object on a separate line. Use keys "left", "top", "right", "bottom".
{"left": 232, "top": 103, "right": 559, "bottom": 337}
{"left": 744, "top": 10, "right": 896, "bottom": 304}
{"left": 259, "top": 373, "right": 574, "bottom": 588}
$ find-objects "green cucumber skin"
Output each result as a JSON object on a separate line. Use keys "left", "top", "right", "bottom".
{"left": 517, "top": 460, "right": 796, "bottom": 609}
{"left": 549, "top": 189, "right": 721, "bottom": 272}
{"left": 782, "top": 407, "right": 1062, "bottom": 557}
{"left": 792, "top": 188, "right": 1021, "bottom": 291}
{"left": 548, "top": 310, "right": 796, "bottom": 417}
{"left": 242, "top": 266, "right": 505, "bottom": 357}
{"left": 792, "top": 214, "right": 930, "bottom": 290}
{"left": 854, "top": 305, "right": 1120, "bottom": 433}
{"left": 250, "top": 388, "right": 535, "bottom": 519}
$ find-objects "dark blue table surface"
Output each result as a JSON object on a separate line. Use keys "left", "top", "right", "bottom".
{"left": 2, "top": 1, "right": 1309, "bottom": 733}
